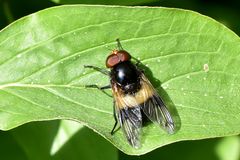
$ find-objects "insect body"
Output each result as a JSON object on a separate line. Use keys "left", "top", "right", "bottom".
{"left": 85, "top": 39, "right": 175, "bottom": 148}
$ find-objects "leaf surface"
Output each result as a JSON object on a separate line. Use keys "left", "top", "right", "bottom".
{"left": 0, "top": 5, "right": 240, "bottom": 155}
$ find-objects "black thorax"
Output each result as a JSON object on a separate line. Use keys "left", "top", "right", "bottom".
{"left": 110, "top": 61, "right": 141, "bottom": 94}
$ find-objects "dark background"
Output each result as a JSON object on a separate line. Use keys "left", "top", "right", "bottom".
{"left": 1, "top": 0, "right": 240, "bottom": 35}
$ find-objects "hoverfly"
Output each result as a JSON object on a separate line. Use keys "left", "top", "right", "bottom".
{"left": 84, "top": 39, "right": 175, "bottom": 148}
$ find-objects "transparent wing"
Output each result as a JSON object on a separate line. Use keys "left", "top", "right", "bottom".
{"left": 118, "top": 106, "right": 142, "bottom": 148}
{"left": 141, "top": 75, "right": 175, "bottom": 134}
{"left": 112, "top": 82, "right": 142, "bottom": 148}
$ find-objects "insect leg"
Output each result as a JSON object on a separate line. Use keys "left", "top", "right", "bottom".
{"left": 85, "top": 84, "right": 112, "bottom": 97}
{"left": 85, "top": 84, "right": 111, "bottom": 90}
{"left": 84, "top": 65, "right": 110, "bottom": 75}
{"left": 111, "top": 101, "right": 118, "bottom": 135}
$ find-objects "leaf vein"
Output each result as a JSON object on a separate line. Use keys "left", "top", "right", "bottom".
{"left": 10, "top": 32, "right": 220, "bottom": 83}
{"left": 176, "top": 104, "right": 238, "bottom": 119}
{"left": 40, "top": 87, "right": 112, "bottom": 115}
{"left": 2, "top": 89, "right": 55, "bottom": 113}
{"left": 0, "top": 20, "right": 130, "bottom": 67}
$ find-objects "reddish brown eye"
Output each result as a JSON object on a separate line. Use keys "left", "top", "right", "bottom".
{"left": 106, "top": 54, "right": 120, "bottom": 68}
{"left": 106, "top": 50, "right": 132, "bottom": 68}
{"left": 117, "top": 50, "right": 131, "bottom": 62}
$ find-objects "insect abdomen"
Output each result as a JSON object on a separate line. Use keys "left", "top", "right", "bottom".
{"left": 113, "top": 78, "right": 154, "bottom": 109}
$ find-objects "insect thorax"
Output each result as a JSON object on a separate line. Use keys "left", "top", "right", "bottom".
{"left": 111, "top": 61, "right": 141, "bottom": 94}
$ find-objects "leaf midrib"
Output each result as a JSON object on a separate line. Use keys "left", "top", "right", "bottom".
{"left": 1, "top": 84, "right": 112, "bottom": 115}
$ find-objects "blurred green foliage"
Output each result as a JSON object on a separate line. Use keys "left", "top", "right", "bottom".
{"left": 0, "top": 0, "right": 239, "bottom": 160}
{"left": 0, "top": 121, "right": 239, "bottom": 160}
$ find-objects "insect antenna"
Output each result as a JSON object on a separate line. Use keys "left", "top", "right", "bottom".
{"left": 116, "top": 38, "right": 124, "bottom": 50}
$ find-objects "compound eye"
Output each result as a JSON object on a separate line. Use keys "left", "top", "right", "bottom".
{"left": 106, "top": 54, "right": 120, "bottom": 68}
{"left": 117, "top": 50, "right": 131, "bottom": 62}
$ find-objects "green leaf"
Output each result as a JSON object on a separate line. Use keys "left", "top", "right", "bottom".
{"left": 0, "top": 130, "right": 27, "bottom": 160}
{"left": 9, "top": 121, "right": 117, "bottom": 160}
{"left": 120, "top": 136, "right": 240, "bottom": 160}
{"left": 215, "top": 136, "right": 240, "bottom": 160}
{"left": 50, "top": 120, "right": 84, "bottom": 155}
{"left": 52, "top": 121, "right": 118, "bottom": 160}
{"left": 0, "top": 5, "right": 240, "bottom": 155}
{"left": 51, "top": 0, "right": 159, "bottom": 5}
{"left": 10, "top": 121, "right": 60, "bottom": 160}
